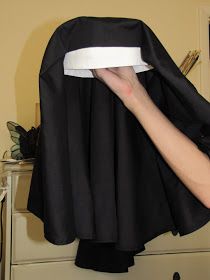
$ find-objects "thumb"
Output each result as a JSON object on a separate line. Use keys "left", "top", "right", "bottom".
{"left": 92, "top": 68, "right": 121, "bottom": 86}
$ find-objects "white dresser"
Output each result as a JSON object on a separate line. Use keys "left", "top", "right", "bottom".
{"left": 1, "top": 161, "right": 210, "bottom": 280}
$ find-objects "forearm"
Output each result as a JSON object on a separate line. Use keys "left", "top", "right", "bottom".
{"left": 130, "top": 88, "right": 210, "bottom": 208}
{"left": 92, "top": 66, "right": 210, "bottom": 207}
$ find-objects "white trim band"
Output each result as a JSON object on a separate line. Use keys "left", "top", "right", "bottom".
{"left": 63, "top": 47, "right": 153, "bottom": 77}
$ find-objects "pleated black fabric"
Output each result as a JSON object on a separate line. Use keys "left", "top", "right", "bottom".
{"left": 27, "top": 16, "right": 210, "bottom": 273}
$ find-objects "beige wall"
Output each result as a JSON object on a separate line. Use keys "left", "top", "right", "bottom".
{"left": 1, "top": 0, "right": 210, "bottom": 157}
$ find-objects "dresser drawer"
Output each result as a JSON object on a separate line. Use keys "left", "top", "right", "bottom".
{"left": 141, "top": 221, "right": 210, "bottom": 255}
{"left": 11, "top": 252, "right": 210, "bottom": 280}
{"left": 12, "top": 212, "right": 78, "bottom": 264}
{"left": 12, "top": 171, "right": 32, "bottom": 212}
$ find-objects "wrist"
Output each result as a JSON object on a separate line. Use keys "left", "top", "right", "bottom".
{"left": 124, "top": 84, "right": 151, "bottom": 114}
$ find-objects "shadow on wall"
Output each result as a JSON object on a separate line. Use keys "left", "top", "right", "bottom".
{"left": 14, "top": 18, "right": 68, "bottom": 130}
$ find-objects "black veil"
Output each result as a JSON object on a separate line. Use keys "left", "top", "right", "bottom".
{"left": 27, "top": 16, "right": 210, "bottom": 272}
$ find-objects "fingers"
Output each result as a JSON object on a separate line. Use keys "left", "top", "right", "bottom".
{"left": 91, "top": 69, "right": 97, "bottom": 77}
{"left": 91, "top": 68, "right": 112, "bottom": 82}
{"left": 90, "top": 68, "right": 124, "bottom": 96}
{"left": 91, "top": 67, "right": 120, "bottom": 80}
{"left": 91, "top": 68, "right": 108, "bottom": 77}
{"left": 95, "top": 68, "right": 122, "bottom": 87}
{"left": 91, "top": 69, "right": 104, "bottom": 81}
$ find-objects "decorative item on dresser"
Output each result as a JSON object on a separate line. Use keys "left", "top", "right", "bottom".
{"left": 179, "top": 50, "right": 201, "bottom": 76}
{"left": 6, "top": 121, "right": 39, "bottom": 161}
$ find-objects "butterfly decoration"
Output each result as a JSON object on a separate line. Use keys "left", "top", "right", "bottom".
{"left": 6, "top": 121, "right": 40, "bottom": 160}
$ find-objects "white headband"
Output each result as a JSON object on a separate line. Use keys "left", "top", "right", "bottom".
{"left": 63, "top": 46, "right": 153, "bottom": 78}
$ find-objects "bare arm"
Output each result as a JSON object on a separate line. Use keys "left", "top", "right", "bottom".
{"left": 92, "top": 66, "right": 210, "bottom": 208}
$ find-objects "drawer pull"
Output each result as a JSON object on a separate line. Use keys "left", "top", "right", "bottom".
{"left": 171, "top": 229, "right": 179, "bottom": 236}
{"left": 173, "top": 272, "right": 181, "bottom": 280}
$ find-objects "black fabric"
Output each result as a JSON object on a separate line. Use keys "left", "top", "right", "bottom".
{"left": 27, "top": 16, "right": 210, "bottom": 273}
{"left": 75, "top": 239, "right": 140, "bottom": 273}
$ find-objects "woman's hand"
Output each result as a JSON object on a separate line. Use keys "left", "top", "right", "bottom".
{"left": 91, "top": 66, "right": 148, "bottom": 112}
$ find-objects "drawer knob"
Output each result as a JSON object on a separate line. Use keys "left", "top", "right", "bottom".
{"left": 171, "top": 229, "right": 179, "bottom": 236}
{"left": 173, "top": 272, "right": 181, "bottom": 280}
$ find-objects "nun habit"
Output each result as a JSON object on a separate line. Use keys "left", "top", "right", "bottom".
{"left": 27, "top": 16, "right": 210, "bottom": 273}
